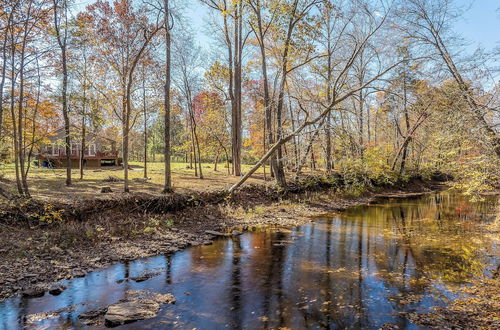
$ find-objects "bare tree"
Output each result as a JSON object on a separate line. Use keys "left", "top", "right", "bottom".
{"left": 53, "top": 0, "right": 72, "bottom": 186}
{"left": 200, "top": 0, "right": 245, "bottom": 176}
{"left": 400, "top": 0, "right": 500, "bottom": 157}
{"left": 228, "top": 2, "right": 398, "bottom": 194}
{"left": 163, "top": 0, "right": 173, "bottom": 192}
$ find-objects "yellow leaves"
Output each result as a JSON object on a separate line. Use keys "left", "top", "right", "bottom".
{"left": 36, "top": 204, "right": 64, "bottom": 225}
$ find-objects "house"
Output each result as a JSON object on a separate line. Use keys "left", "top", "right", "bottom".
{"left": 38, "top": 128, "right": 120, "bottom": 168}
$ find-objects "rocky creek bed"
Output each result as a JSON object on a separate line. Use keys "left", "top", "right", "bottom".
{"left": 0, "top": 183, "right": 498, "bottom": 329}
{"left": 0, "top": 180, "right": 443, "bottom": 302}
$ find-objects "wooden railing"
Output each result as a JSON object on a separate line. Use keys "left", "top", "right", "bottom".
{"left": 40, "top": 150, "right": 118, "bottom": 157}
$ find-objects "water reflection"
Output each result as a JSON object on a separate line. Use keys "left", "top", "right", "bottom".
{"left": 0, "top": 192, "right": 497, "bottom": 329}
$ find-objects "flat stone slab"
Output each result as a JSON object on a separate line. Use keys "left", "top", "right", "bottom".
{"left": 104, "top": 290, "right": 175, "bottom": 326}
{"left": 104, "top": 299, "right": 160, "bottom": 326}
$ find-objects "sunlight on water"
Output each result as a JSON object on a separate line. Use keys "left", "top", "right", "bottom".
{"left": 0, "top": 191, "right": 497, "bottom": 329}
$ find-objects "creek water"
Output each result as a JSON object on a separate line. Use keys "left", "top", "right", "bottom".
{"left": 0, "top": 191, "right": 498, "bottom": 329}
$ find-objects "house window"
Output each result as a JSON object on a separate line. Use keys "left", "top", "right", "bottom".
{"left": 71, "top": 143, "right": 81, "bottom": 155}
{"left": 89, "top": 144, "right": 96, "bottom": 156}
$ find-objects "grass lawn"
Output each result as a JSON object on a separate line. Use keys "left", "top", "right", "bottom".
{"left": 0, "top": 161, "right": 272, "bottom": 201}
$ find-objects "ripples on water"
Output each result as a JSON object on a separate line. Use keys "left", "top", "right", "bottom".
{"left": 0, "top": 192, "right": 498, "bottom": 329}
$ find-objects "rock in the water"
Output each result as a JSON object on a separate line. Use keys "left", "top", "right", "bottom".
{"left": 104, "top": 299, "right": 160, "bottom": 326}
{"left": 205, "top": 230, "right": 229, "bottom": 237}
{"left": 124, "top": 290, "right": 176, "bottom": 304}
{"left": 48, "top": 284, "right": 67, "bottom": 296}
{"left": 100, "top": 186, "right": 113, "bottom": 193}
{"left": 130, "top": 275, "right": 150, "bottom": 283}
{"left": 78, "top": 307, "right": 108, "bottom": 319}
{"left": 22, "top": 287, "right": 45, "bottom": 298}
{"left": 231, "top": 230, "right": 243, "bottom": 236}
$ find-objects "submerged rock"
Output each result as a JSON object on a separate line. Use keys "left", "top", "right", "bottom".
{"left": 48, "top": 284, "right": 67, "bottom": 296}
{"left": 22, "top": 287, "right": 45, "bottom": 298}
{"left": 124, "top": 290, "right": 176, "bottom": 304}
{"left": 129, "top": 272, "right": 160, "bottom": 283}
{"left": 78, "top": 307, "right": 107, "bottom": 319}
{"left": 105, "top": 299, "right": 160, "bottom": 326}
{"left": 104, "top": 290, "right": 175, "bottom": 327}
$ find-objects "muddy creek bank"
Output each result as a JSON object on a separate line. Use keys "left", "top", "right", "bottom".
{"left": 0, "top": 191, "right": 498, "bottom": 329}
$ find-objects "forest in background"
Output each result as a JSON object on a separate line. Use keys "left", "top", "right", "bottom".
{"left": 0, "top": 0, "right": 499, "bottom": 198}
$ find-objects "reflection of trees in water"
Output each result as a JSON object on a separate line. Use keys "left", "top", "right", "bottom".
{"left": 229, "top": 236, "right": 242, "bottom": 329}
{"left": 165, "top": 255, "right": 172, "bottom": 285}
{"left": 12, "top": 193, "right": 497, "bottom": 329}
{"left": 370, "top": 194, "right": 491, "bottom": 291}
{"left": 190, "top": 240, "right": 229, "bottom": 269}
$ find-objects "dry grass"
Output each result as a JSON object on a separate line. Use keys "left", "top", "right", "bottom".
{"left": 0, "top": 161, "right": 274, "bottom": 201}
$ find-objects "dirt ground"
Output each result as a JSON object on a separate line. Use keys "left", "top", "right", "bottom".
{"left": 3, "top": 167, "right": 496, "bottom": 329}
{"left": 0, "top": 175, "right": 442, "bottom": 302}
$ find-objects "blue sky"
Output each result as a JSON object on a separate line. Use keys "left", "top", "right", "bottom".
{"left": 455, "top": 0, "right": 499, "bottom": 52}
{"left": 76, "top": 0, "right": 499, "bottom": 53}
{"left": 187, "top": 0, "right": 499, "bottom": 53}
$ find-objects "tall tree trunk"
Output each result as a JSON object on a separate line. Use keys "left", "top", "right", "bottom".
{"left": 122, "top": 26, "right": 159, "bottom": 192}
{"left": 80, "top": 114, "right": 86, "bottom": 180}
{"left": 325, "top": 16, "right": 333, "bottom": 173}
{"left": 122, "top": 94, "right": 129, "bottom": 192}
{"left": 273, "top": 0, "right": 299, "bottom": 189}
{"left": 0, "top": 15, "right": 10, "bottom": 147}
{"left": 62, "top": 45, "right": 71, "bottom": 186}
{"left": 231, "top": 1, "right": 243, "bottom": 176}
{"left": 194, "top": 124, "right": 203, "bottom": 179}
{"left": 53, "top": 0, "right": 72, "bottom": 186}
{"left": 252, "top": 0, "right": 276, "bottom": 180}
{"left": 358, "top": 88, "right": 364, "bottom": 158}
{"left": 163, "top": 0, "right": 172, "bottom": 192}
{"left": 142, "top": 66, "right": 148, "bottom": 179}
{"left": 80, "top": 57, "right": 88, "bottom": 180}
{"left": 214, "top": 148, "right": 220, "bottom": 172}
{"left": 10, "top": 42, "right": 22, "bottom": 195}
{"left": 221, "top": 2, "right": 235, "bottom": 175}
{"left": 25, "top": 58, "right": 42, "bottom": 180}
{"left": 287, "top": 92, "right": 299, "bottom": 170}
{"left": 190, "top": 120, "right": 198, "bottom": 177}
{"left": 17, "top": 37, "right": 29, "bottom": 196}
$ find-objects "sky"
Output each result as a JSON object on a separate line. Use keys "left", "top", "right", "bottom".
{"left": 75, "top": 0, "right": 499, "bottom": 53}
{"left": 454, "top": 0, "right": 499, "bottom": 52}
{"left": 189, "top": 0, "right": 500, "bottom": 56}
